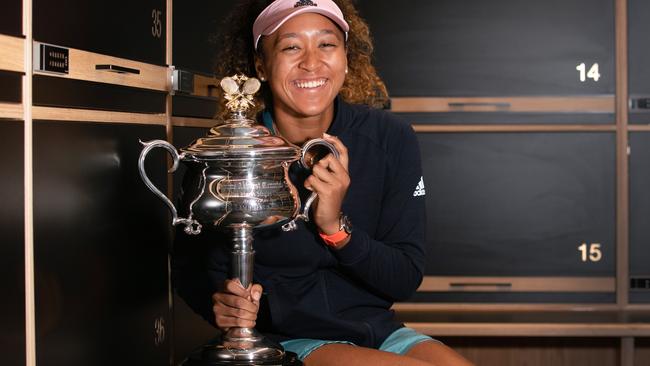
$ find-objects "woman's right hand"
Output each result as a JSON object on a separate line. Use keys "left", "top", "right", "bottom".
{"left": 212, "top": 279, "right": 263, "bottom": 331}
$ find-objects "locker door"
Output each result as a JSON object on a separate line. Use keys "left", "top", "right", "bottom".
{"left": 356, "top": 0, "right": 615, "bottom": 97}
{"left": 0, "top": 121, "right": 26, "bottom": 366}
{"left": 170, "top": 126, "right": 219, "bottom": 365}
{"left": 33, "top": 0, "right": 166, "bottom": 65}
{"left": 414, "top": 132, "right": 616, "bottom": 303}
{"left": 629, "top": 0, "right": 650, "bottom": 124}
{"left": 0, "top": 0, "right": 22, "bottom": 37}
{"left": 33, "top": 121, "right": 171, "bottom": 366}
{"left": 629, "top": 133, "right": 650, "bottom": 303}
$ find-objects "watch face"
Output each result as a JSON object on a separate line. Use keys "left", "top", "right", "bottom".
{"left": 341, "top": 215, "right": 353, "bottom": 234}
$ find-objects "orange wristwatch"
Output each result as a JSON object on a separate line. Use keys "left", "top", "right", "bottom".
{"left": 319, "top": 214, "right": 353, "bottom": 248}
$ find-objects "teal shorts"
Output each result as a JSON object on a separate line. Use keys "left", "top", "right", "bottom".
{"left": 280, "top": 327, "right": 439, "bottom": 361}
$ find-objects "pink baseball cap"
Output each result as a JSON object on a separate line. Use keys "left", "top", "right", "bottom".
{"left": 253, "top": 0, "right": 349, "bottom": 50}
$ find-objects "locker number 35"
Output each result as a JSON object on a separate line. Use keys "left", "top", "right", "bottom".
{"left": 151, "top": 9, "right": 163, "bottom": 38}
{"left": 578, "top": 243, "right": 602, "bottom": 262}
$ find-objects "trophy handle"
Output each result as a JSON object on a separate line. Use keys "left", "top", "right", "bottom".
{"left": 138, "top": 139, "right": 202, "bottom": 235}
{"left": 282, "top": 138, "right": 340, "bottom": 232}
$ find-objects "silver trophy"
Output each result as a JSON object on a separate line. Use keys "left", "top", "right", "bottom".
{"left": 138, "top": 75, "right": 337, "bottom": 365}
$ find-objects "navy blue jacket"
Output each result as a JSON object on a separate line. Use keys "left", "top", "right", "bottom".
{"left": 172, "top": 98, "right": 427, "bottom": 348}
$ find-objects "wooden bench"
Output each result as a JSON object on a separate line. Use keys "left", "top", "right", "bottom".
{"left": 392, "top": 304, "right": 650, "bottom": 366}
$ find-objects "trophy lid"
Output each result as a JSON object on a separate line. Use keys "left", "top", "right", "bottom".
{"left": 180, "top": 75, "right": 300, "bottom": 160}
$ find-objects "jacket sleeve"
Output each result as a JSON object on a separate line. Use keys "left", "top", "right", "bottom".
{"left": 332, "top": 121, "right": 426, "bottom": 301}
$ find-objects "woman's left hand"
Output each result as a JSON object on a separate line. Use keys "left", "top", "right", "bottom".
{"left": 304, "top": 133, "right": 350, "bottom": 235}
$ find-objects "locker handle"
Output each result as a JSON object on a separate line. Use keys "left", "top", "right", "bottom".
{"left": 449, "top": 282, "right": 513, "bottom": 290}
{"left": 448, "top": 102, "right": 511, "bottom": 109}
{"left": 95, "top": 64, "right": 141, "bottom": 75}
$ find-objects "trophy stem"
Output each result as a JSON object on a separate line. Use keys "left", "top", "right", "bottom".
{"left": 188, "top": 224, "right": 287, "bottom": 365}
{"left": 231, "top": 224, "right": 255, "bottom": 289}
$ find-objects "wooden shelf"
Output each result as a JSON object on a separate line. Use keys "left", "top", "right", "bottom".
{"left": 32, "top": 106, "right": 166, "bottom": 125}
{"left": 391, "top": 96, "right": 615, "bottom": 113}
{"left": 395, "top": 308, "right": 650, "bottom": 337}
{"left": 192, "top": 73, "right": 220, "bottom": 98}
{"left": 0, "top": 34, "right": 24, "bottom": 73}
{"left": 628, "top": 125, "right": 650, "bottom": 131}
{"left": 412, "top": 124, "right": 617, "bottom": 132}
{"left": 405, "top": 322, "right": 650, "bottom": 337}
{"left": 33, "top": 44, "right": 170, "bottom": 92}
{"left": 417, "top": 276, "right": 615, "bottom": 293}
{"left": 0, "top": 102, "right": 23, "bottom": 120}
{"left": 394, "top": 303, "right": 627, "bottom": 312}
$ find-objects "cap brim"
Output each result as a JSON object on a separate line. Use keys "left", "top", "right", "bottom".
{"left": 256, "top": 7, "right": 349, "bottom": 48}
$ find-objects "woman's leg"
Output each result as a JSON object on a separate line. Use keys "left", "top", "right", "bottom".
{"left": 304, "top": 343, "right": 447, "bottom": 366}
{"left": 405, "top": 341, "right": 475, "bottom": 366}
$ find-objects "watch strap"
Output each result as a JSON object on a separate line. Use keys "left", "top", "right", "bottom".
{"left": 319, "top": 230, "right": 350, "bottom": 247}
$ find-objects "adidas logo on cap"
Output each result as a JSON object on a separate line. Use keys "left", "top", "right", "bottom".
{"left": 413, "top": 176, "right": 426, "bottom": 197}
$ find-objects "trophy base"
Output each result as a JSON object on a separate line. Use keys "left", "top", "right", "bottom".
{"left": 182, "top": 351, "right": 300, "bottom": 366}
{"left": 181, "top": 331, "right": 302, "bottom": 366}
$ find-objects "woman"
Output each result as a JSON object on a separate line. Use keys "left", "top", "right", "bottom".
{"left": 173, "top": 1, "right": 474, "bottom": 365}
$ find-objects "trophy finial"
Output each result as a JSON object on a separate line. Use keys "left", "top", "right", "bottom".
{"left": 220, "top": 74, "right": 261, "bottom": 113}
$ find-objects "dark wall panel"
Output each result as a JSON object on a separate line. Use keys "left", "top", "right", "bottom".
{"left": 34, "top": 121, "right": 170, "bottom": 366}
{"left": 629, "top": 133, "right": 650, "bottom": 303}
{"left": 172, "top": 95, "right": 218, "bottom": 119}
{"left": 170, "top": 126, "right": 217, "bottom": 364}
{"left": 173, "top": 0, "right": 236, "bottom": 75}
{"left": 0, "top": 0, "right": 22, "bottom": 37}
{"left": 172, "top": 126, "right": 211, "bottom": 199}
{"left": 33, "top": 0, "right": 166, "bottom": 65}
{"left": 0, "top": 121, "right": 26, "bottom": 366}
{"left": 628, "top": 0, "right": 650, "bottom": 124}
{"left": 356, "top": 0, "right": 615, "bottom": 97}
{"left": 419, "top": 132, "right": 616, "bottom": 277}
{"left": 33, "top": 75, "right": 166, "bottom": 114}
{"left": 172, "top": 0, "right": 235, "bottom": 121}
{"left": 0, "top": 71, "right": 22, "bottom": 104}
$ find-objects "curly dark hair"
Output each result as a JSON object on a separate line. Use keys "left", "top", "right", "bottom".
{"left": 213, "top": 0, "right": 389, "bottom": 119}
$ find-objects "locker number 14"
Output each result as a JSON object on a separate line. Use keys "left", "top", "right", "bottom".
{"left": 576, "top": 63, "right": 600, "bottom": 82}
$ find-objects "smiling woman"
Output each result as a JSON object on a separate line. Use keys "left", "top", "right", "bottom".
{"left": 171, "top": 1, "right": 474, "bottom": 365}
{"left": 254, "top": 12, "right": 348, "bottom": 145}
{"left": 213, "top": 0, "right": 389, "bottom": 119}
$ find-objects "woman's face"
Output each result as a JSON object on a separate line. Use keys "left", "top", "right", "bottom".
{"left": 256, "top": 12, "right": 347, "bottom": 120}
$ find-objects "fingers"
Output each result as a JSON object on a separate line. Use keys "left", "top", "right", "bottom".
{"left": 322, "top": 133, "right": 349, "bottom": 171}
{"left": 309, "top": 156, "right": 346, "bottom": 184}
{"left": 303, "top": 133, "right": 350, "bottom": 234}
{"left": 213, "top": 295, "right": 258, "bottom": 329}
{"left": 250, "top": 284, "right": 263, "bottom": 304}
{"left": 304, "top": 133, "right": 349, "bottom": 191}
{"left": 212, "top": 280, "right": 263, "bottom": 330}
{"left": 223, "top": 278, "right": 250, "bottom": 297}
